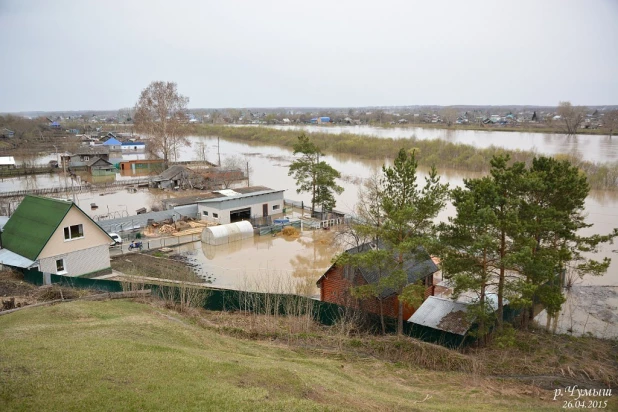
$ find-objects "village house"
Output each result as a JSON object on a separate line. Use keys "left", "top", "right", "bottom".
{"left": 0, "top": 196, "right": 113, "bottom": 277}
{"left": 316, "top": 242, "right": 439, "bottom": 320}
{"left": 121, "top": 141, "right": 146, "bottom": 151}
{"left": 151, "top": 165, "right": 210, "bottom": 190}
{"left": 0, "top": 128, "right": 15, "bottom": 138}
{"left": 67, "top": 146, "right": 110, "bottom": 169}
{"left": 196, "top": 186, "right": 284, "bottom": 225}
{"left": 102, "top": 137, "right": 122, "bottom": 151}
{"left": 0, "top": 156, "right": 16, "bottom": 169}
{"left": 86, "top": 157, "right": 116, "bottom": 175}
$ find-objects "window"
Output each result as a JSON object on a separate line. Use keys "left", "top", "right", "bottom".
{"left": 56, "top": 259, "right": 66, "bottom": 273}
{"left": 343, "top": 265, "right": 354, "bottom": 280}
{"left": 202, "top": 211, "right": 209, "bottom": 216}
{"left": 63, "top": 224, "right": 84, "bottom": 240}
{"left": 212, "top": 213, "right": 219, "bottom": 218}
{"left": 272, "top": 204, "right": 280, "bottom": 211}
{"left": 83, "top": 156, "right": 90, "bottom": 161}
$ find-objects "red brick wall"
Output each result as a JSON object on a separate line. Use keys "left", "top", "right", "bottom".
{"left": 318, "top": 265, "right": 435, "bottom": 320}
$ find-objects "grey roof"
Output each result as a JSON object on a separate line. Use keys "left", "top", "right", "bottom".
{"left": 197, "top": 189, "right": 284, "bottom": 204}
{"left": 153, "top": 165, "right": 197, "bottom": 182}
{"left": 86, "top": 156, "right": 113, "bottom": 167}
{"left": 341, "top": 242, "right": 438, "bottom": 298}
{"left": 73, "top": 146, "right": 110, "bottom": 156}
{"left": 0, "top": 248, "right": 36, "bottom": 268}
{"left": 95, "top": 206, "right": 198, "bottom": 233}
{"left": 160, "top": 186, "right": 281, "bottom": 208}
{"left": 408, "top": 296, "right": 471, "bottom": 336}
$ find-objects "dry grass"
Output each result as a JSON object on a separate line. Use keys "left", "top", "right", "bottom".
{"left": 280, "top": 226, "right": 301, "bottom": 237}
{"left": 0, "top": 299, "right": 569, "bottom": 411}
{"left": 187, "top": 305, "right": 617, "bottom": 392}
{"left": 470, "top": 327, "right": 618, "bottom": 389}
{"left": 111, "top": 253, "right": 202, "bottom": 282}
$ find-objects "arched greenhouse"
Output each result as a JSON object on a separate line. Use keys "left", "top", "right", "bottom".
{"left": 201, "top": 220, "right": 254, "bottom": 246}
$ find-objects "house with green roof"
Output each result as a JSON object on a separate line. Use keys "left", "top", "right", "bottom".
{"left": 0, "top": 196, "right": 113, "bottom": 277}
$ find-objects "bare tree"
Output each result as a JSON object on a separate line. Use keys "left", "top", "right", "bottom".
{"left": 440, "top": 107, "right": 459, "bottom": 127}
{"left": 602, "top": 110, "right": 618, "bottom": 137}
{"left": 195, "top": 141, "right": 208, "bottom": 162}
{"left": 211, "top": 155, "right": 247, "bottom": 188}
{"left": 557, "top": 101, "right": 587, "bottom": 136}
{"left": 117, "top": 107, "right": 134, "bottom": 124}
{"left": 133, "top": 81, "right": 189, "bottom": 168}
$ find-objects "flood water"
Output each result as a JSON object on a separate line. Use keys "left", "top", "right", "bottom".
{"left": 2, "top": 135, "right": 617, "bottom": 289}
{"left": 238, "top": 124, "right": 618, "bottom": 164}
{"left": 2, "top": 133, "right": 618, "bottom": 336}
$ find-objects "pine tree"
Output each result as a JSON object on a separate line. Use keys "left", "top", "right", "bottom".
{"left": 339, "top": 149, "right": 448, "bottom": 334}
{"left": 288, "top": 134, "right": 343, "bottom": 216}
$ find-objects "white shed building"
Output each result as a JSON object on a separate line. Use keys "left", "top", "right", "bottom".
{"left": 197, "top": 186, "right": 285, "bottom": 225}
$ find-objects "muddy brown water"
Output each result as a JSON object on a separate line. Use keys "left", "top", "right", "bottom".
{"left": 2, "top": 133, "right": 617, "bottom": 336}
{"left": 2, "top": 135, "right": 617, "bottom": 290}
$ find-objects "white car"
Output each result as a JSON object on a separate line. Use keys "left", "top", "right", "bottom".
{"left": 108, "top": 233, "right": 122, "bottom": 246}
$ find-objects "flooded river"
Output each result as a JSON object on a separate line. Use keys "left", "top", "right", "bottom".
{"left": 239, "top": 124, "right": 618, "bottom": 164}
{"left": 2, "top": 135, "right": 617, "bottom": 289}
{"left": 2, "top": 132, "right": 618, "bottom": 336}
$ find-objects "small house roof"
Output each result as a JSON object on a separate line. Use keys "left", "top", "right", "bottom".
{"left": 1, "top": 196, "right": 111, "bottom": 261}
{"left": 408, "top": 296, "right": 471, "bottom": 336}
{"left": 0, "top": 156, "right": 16, "bottom": 166}
{"left": 0, "top": 248, "right": 36, "bottom": 268}
{"left": 161, "top": 186, "right": 279, "bottom": 208}
{"left": 73, "top": 146, "right": 110, "bottom": 156}
{"left": 122, "top": 141, "right": 145, "bottom": 146}
{"left": 86, "top": 156, "right": 113, "bottom": 167}
{"left": 1, "top": 196, "right": 74, "bottom": 261}
{"left": 318, "top": 242, "right": 438, "bottom": 298}
{"left": 153, "top": 165, "right": 197, "bottom": 182}
{"left": 103, "top": 137, "right": 122, "bottom": 145}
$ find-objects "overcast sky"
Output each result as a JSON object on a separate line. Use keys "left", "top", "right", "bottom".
{"left": 0, "top": 0, "right": 617, "bottom": 112}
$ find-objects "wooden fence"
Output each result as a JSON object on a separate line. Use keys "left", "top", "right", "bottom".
{"left": 0, "top": 178, "right": 151, "bottom": 199}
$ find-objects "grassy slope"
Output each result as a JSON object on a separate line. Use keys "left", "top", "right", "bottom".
{"left": 0, "top": 300, "right": 564, "bottom": 412}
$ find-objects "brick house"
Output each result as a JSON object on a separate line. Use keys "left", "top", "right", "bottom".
{"left": 0, "top": 196, "right": 113, "bottom": 277}
{"left": 316, "top": 242, "right": 439, "bottom": 320}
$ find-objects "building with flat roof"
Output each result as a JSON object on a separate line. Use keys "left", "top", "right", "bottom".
{"left": 190, "top": 186, "right": 285, "bottom": 224}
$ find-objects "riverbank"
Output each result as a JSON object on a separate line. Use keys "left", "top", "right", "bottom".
{"left": 0, "top": 295, "right": 616, "bottom": 411}
{"left": 364, "top": 121, "right": 613, "bottom": 136}
{"left": 193, "top": 124, "right": 618, "bottom": 191}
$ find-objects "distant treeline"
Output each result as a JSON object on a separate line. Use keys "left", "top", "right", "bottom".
{"left": 193, "top": 125, "right": 618, "bottom": 191}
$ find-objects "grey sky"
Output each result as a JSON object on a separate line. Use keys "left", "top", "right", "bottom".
{"left": 1, "top": 0, "right": 617, "bottom": 112}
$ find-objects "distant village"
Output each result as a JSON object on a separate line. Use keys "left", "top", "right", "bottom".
{"left": 3, "top": 104, "right": 617, "bottom": 132}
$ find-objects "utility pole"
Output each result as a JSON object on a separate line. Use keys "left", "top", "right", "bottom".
{"left": 246, "top": 161, "right": 250, "bottom": 187}
{"left": 217, "top": 136, "right": 221, "bottom": 167}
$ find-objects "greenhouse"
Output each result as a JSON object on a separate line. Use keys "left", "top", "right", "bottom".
{"left": 201, "top": 221, "right": 254, "bottom": 246}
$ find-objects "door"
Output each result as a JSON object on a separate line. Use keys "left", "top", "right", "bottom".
{"left": 263, "top": 203, "right": 268, "bottom": 217}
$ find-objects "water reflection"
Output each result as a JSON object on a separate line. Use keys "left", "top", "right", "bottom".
{"left": 239, "top": 124, "right": 618, "bottom": 163}
{"left": 2, "top": 135, "right": 617, "bottom": 288}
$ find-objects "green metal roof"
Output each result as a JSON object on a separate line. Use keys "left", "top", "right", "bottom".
{"left": 1, "top": 196, "right": 73, "bottom": 261}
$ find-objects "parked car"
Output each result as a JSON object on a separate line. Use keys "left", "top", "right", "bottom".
{"left": 108, "top": 233, "right": 122, "bottom": 246}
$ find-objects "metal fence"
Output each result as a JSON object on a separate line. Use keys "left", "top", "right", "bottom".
{"left": 16, "top": 268, "right": 481, "bottom": 349}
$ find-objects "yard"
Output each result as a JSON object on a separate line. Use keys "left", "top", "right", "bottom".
{"left": 0, "top": 299, "right": 573, "bottom": 411}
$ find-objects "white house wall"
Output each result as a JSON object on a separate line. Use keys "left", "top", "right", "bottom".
{"left": 38, "top": 244, "right": 111, "bottom": 277}
{"left": 39, "top": 205, "right": 111, "bottom": 259}
{"left": 198, "top": 192, "right": 284, "bottom": 225}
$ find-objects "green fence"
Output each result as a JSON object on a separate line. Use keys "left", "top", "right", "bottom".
{"left": 17, "top": 268, "right": 490, "bottom": 348}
